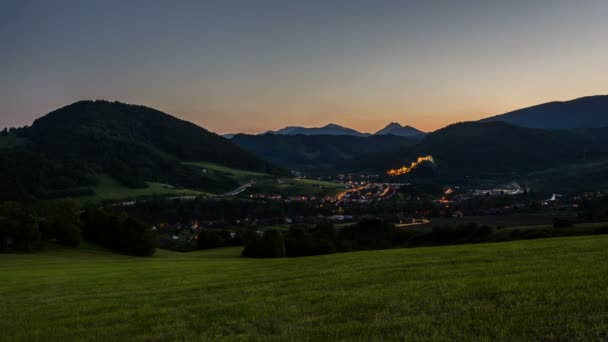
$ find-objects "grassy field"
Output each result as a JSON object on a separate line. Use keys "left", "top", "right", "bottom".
{"left": 2, "top": 236, "right": 608, "bottom": 341}
{"left": 64, "top": 163, "right": 343, "bottom": 204}
{"left": 188, "top": 162, "right": 344, "bottom": 196}
{"left": 71, "top": 175, "right": 209, "bottom": 204}
{"left": 186, "top": 162, "right": 270, "bottom": 182}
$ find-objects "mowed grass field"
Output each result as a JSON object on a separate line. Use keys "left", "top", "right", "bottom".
{"left": 2, "top": 236, "right": 608, "bottom": 341}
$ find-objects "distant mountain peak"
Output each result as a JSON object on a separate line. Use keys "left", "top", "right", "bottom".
{"left": 374, "top": 122, "right": 425, "bottom": 138}
{"left": 323, "top": 123, "right": 344, "bottom": 129}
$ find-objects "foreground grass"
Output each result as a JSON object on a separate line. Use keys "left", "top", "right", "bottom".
{"left": 2, "top": 237, "right": 608, "bottom": 341}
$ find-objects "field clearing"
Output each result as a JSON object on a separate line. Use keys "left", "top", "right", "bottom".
{"left": 186, "top": 162, "right": 270, "bottom": 182}
{"left": 72, "top": 175, "right": 209, "bottom": 204}
{"left": 2, "top": 236, "right": 608, "bottom": 340}
{"left": 249, "top": 178, "right": 344, "bottom": 196}
{"left": 188, "top": 162, "right": 344, "bottom": 196}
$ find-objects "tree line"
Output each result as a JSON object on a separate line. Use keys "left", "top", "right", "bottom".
{"left": 237, "top": 218, "right": 608, "bottom": 259}
{"left": 0, "top": 201, "right": 156, "bottom": 256}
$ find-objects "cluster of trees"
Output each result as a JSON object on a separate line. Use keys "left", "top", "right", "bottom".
{"left": 242, "top": 219, "right": 411, "bottom": 258}
{"left": 125, "top": 198, "right": 327, "bottom": 226}
{"left": 0, "top": 201, "right": 157, "bottom": 256}
{"left": 240, "top": 218, "right": 608, "bottom": 259}
{"left": 120, "top": 193, "right": 437, "bottom": 229}
{"left": 0, "top": 202, "right": 41, "bottom": 252}
{"left": 82, "top": 209, "right": 157, "bottom": 256}
{"left": 196, "top": 229, "right": 247, "bottom": 250}
{"left": 0, "top": 201, "right": 84, "bottom": 252}
{"left": 579, "top": 196, "right": 608, "bottom": 222}
{"left": 408, "top": 223, "right": 494, "bottom": 246}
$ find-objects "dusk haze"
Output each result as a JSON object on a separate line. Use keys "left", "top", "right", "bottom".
{"left": 3, "top": 0, "right": 607, "bottom": 133}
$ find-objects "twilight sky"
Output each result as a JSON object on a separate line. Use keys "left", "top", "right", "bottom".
{"left": 2, "top": 0, "right": 607, "bottom": 134}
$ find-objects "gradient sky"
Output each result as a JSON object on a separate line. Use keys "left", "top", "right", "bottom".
{"left": 2, "top": 0, "right": 607, "bottom": 134}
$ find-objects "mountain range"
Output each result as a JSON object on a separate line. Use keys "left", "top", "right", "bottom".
{"left": 267, "top": 123, "right": 369, "bottom": 137}
{"left": 225, "top": 95, "right": 608, "bottom": 138}
{"left": 224, "top": 122, "right": 426, "bottom": 138}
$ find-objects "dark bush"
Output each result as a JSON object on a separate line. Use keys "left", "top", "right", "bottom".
{"left": 593, "top": 226, "right": 608, "bottom": 235}
{"left": 242, "top": 229, "right": 286, "bottom": 258}
{"left": 0, "top": 202, "right": 41, "bottom": 252}
{"left": 82, "top": 209, "right": 156, "bottom": 256}
{"left": 338, "top": 219, "right": 394, "bottom": 250}
{"left": 37, "top": 201, "right": 82, "bottom": 247}
{"left": 553, "top": 218, "right": 573, "bottom": 228}
{"left": 197, "top": 230, "right": 227, "bottom": 250}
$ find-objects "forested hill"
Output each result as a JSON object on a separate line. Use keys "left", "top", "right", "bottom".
{"left": 0, "top": 100, "right": 283, "bottom": 200}
{"left": 336, "top": 121, "right": 608, "bottom": 179}
{"left": 27, "top": 101, "right": 280, "bottom": 172}
{"left": 231, "top": 133, "right": 418, "bottom": 172}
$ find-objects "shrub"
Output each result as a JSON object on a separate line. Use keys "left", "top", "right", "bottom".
{"left": 82, "top": 209, "right": 156, "bottom": 256}
{"left": 553, "top": 218, "right": 573, "bottom": 228}
{"left": 0, "top": 202, "right": 41, "bottom": 252}
{"left": 338, "top": 219, "right": 394, "bottom": 250}
{"left": 197, "top": 230, "right": 227, "bottom": 250}
{"left": 242, "top": 230, "right": 286, "bottom": 258}
{"left": 37, "top": 201, "right": 82, "bottom": 247}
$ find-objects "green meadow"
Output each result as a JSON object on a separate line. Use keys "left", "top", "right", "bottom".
{"left": 188, "top": 162, "right": 344, "bottom": 196}
{"left": 2, "top": 236, "right": 608, "bottom": 341}
{"left": 66, "top": 163, "right": 343, "bottom": 204}
{"left": 71, "top": 175, "right": 209, "bottom": 204}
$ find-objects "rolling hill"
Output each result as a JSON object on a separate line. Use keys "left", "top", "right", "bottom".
{"left": 0, "top": 100, "right": 283, "bottom": 200}
{"left": 481, "top": 95, "right": 608, "bottom": 129}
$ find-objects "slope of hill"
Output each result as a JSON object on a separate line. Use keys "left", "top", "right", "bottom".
{"left": 374, "top": 122, "right": 426, "bottom": 138}
{"left": 268, "top": 123, "right": 368, "bottom": 136}
{"left": 231, "top": 133, "right": 417, "bottom": 172}
{"left": 2, "top": 236, "right": 608, "bottom": 340}
{"left": 481, "top": 95, "right": 608, "bottom": 129}
{"left": 0, "top": 100, "right": 283, "bottom": 200}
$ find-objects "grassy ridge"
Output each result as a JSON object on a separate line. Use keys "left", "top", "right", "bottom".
{"left": 2, "top": 237, "right": 608, "bottom": 340}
